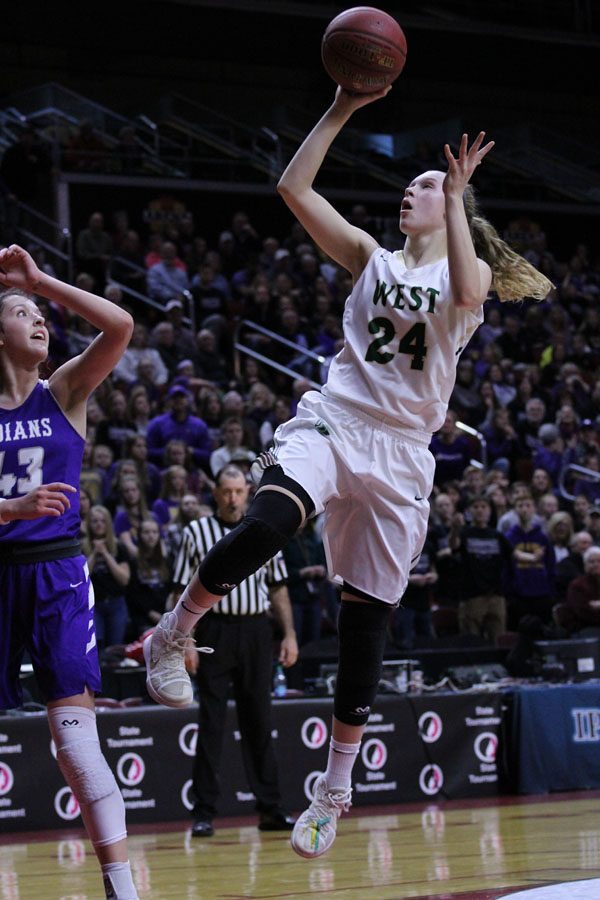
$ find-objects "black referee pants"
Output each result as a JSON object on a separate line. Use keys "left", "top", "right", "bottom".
{"left": 191, "top": 612, "right": 282, "bottom": 819}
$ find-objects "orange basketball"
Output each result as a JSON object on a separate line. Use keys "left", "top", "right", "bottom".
{"left": 321, "top": 6, "right": 407, "bottom": 94}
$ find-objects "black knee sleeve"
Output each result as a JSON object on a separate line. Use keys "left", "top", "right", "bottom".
{"left": 334, "top": 601, "right": 391, "bottom": 726}
{"left": 198, "top": 466, "right": 315, "bottom": 595}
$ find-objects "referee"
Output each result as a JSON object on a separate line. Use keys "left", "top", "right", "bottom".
{"left": 174, "top": 464, "right": 298, "bottom": 837}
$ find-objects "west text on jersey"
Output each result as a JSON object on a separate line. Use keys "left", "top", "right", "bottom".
{"left": 372, "top": 280, "right": 440, "bottom": 314}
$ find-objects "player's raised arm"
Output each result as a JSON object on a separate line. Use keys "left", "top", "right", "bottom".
{"left": 443, "top": 133, "right": 494, "bottom": 309}
{"left": 0, "top": 244, "right": 133, "bottom": 405}
{"left": 277, "top": 87, "right": 389, "bottom": 280}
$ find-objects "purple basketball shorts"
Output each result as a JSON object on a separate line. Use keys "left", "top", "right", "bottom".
{"left": 0, "top": 555, "right": 101, "bottom": 709}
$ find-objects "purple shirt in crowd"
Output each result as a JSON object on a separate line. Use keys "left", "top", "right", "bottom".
{"left": 145, "top": 411, "right": 212, "bottom": 468}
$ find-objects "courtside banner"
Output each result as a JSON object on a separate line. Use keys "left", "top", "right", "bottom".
{"left": 0, "top": 694, "right": 503, "bottom": 833}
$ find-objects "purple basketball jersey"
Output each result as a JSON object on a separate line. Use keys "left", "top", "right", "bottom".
{"left": 0, "top": 380, "right": 83, "bottom": 543}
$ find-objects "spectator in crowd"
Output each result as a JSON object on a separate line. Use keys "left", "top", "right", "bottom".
{"left": 76, "top": 212, "right": 113, "bottom": 288}
{"left": 430, "top": 409, "right": 474, "bottom": 486}
{"left": 90, "top": 443, "right": 114, "bottom": 499}
{"left": 529, "top": 467, "right": 555, "bottom": 503}
{"left": 193, "top": 328, "right": 229, "bottom": 385}
{"left": 451, "top": 358, "right": 484, "bottom": 425}
{"left": 497, "top": 482, "right": 541, "bottom": 534}
{"left": 95, "top": 389, "right": 137, "bottom": 459}
{"left": 108, "top": 229, "right": 147, "bottom": 294}
{"left": 245, "top": 382, "right": 277, "bottom": 438}
{"left": 485, "top": 480, "right": 509, "bottom": 526}
{"left": 482, "top": 408, "right": 520, "bottom": 475}
{"left": 164, "top": 493, "right": 204, "bottom": 563}
{"left": 163, "top": 298, "right": 197, "bottom": 359}
{"left": 84, "top": 505, "right": 130, "bottom": 649}
{"left": 147, "top": 241, "right": 190, "bottom": 304}
{"left": 105, "top": 459, "right": 140, "bottom": 513}
{"left": 459, "top": 465, "right": 486, "bottom": 509}
{"left": 146, "top": 385, "right": 212, "bottom": 470}
{"left": 283, "top": 518, "right": 328, "bottom": 648}
{"left": 488, "top": 361, "right": 517, "bottom": 408}
{"left": 547, "top": 511, "right": 574, "bottom": 563}
{"left": 451, "top": 495, "right": 512, "bottom": 643}
{"left": 159, "top": 439, "right": 209, "bottom": 500}
{"left": 564, "top": 546, "right": 600, "bottom": 635}
{"left": 112, "top": 475, "right": 150, "bottom": 556}
{"left": 80, "top": 438, "right": 105, "bottom": 504}
{"left": 123, "top": 434, "right": 162, "bottom": 503}
{"left": 152, "top": 465, "right": 189, "bottom": 527}
{"left": 151, "top": 321, "right": 185, "bottom": 377}
{"left": 79, "top": 488, "right": 92, "bottom": 542}
{"left": 496, "top": 314, "right": 529, "bottom": 363}
{"left": 506, "top": 493, "right": 555, "bottom": 627}
{"left": 258, "top": 395, "right": 292, "bottom": 449}
{"left": 209, "top": 416, "right": 255, "bottom": 476}
{"left": 572, "top": 493, "right": 593, "bottom": 531}
{"left": 221, "top": 389, "right": 260, "bottom": 449}
{"left": 537, "top": 492, "right": 560, "bottom": 530}
{"left": 113, "top": 323, "right": 169, "bottom": 389}
{"left": 516, "top": 396, "right": 547, "bottom": 460}
{"left": 171, "top": 466, "right": 297, "bottom": 837}
{"left": 555, "top": 530, "right": 594, "bottom": 601}
{"left": 191, "top": 261, "right": 229, "bottom": 325}
{"left": 127, "top": 385, "right": 153, "bottom": 434}
{"left": 197, "top": 389, "right": 224, "bottom": 449}
{"left": 125, "top": 518, "right": 172, "bottom": 638}
{"left": 429, "top": 493, "right": 462, "bottom": 610}
{"left": 532, "top": 423, "right": 564, "bottom": 486}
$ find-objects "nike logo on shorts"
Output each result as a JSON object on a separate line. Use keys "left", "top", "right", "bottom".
{"left": 70, "top": 580, "right": 84, "bottom": 588}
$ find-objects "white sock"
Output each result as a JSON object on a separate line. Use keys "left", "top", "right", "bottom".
{"left": 171, "top": 588, "right": 210, "bottom": 635}
{"left": 325, "top": 738, "right": 361, "bottom": 791}
{"left": 101, "top": 861, "right": 138, "bottom": 899}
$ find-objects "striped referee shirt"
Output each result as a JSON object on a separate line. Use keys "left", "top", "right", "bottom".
{"left": 173, "top": 515, "right": 288, "bottom": 615}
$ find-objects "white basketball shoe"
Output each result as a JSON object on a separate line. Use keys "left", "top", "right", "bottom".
{"left": 143, "top": 612, "right": 194, "bottom": 708}
{"left": 290, "top": 774, "right": 352, "bottom": 858}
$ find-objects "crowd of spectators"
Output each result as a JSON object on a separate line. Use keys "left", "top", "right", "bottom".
{"left": 15, "top": 192, "right": 600, "bottom": 668}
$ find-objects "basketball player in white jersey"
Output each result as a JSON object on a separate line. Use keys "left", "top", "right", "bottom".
{"left": 145, "top": 86, "right": 552, "bottom": 858}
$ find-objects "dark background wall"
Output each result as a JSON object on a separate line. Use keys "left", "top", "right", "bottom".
{"left": 3, "top": 1, "right": 599, "bottom": 250}
{"left": 4, "top": 1, "right": 598, "bottom": 136}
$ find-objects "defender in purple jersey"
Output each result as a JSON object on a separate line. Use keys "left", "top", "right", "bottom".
{"left": 0, "top": 244, "right": 138, "bottom": 900}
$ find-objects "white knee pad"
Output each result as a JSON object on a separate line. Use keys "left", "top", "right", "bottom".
{"left": 48, "top": 705, "right": 127, "bottom": 848}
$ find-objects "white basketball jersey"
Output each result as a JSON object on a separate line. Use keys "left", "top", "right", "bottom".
{"left": 323, "top": 248, "right": 484, "bottom": 434}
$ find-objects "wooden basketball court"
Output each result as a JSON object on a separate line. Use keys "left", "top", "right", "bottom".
{"left": 2, "top": 791, "right": 600, "bottom": 899}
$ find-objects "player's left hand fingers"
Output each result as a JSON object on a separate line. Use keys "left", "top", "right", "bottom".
{"left": 38, "top": 499, "right": 69, "bottom": 516}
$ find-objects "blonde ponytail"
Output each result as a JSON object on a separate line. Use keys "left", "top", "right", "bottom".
{"left": 463, "top": 187, "right": 554, "bottom": 302}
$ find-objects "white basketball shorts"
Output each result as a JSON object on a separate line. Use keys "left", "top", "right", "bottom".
{"left": 272, "top": 390, "right": 435, "bottom": 605}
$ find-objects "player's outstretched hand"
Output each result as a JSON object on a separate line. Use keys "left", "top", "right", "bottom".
{"left": 443, "top": 132, "right": 495, "bottom": 197}
{"left": 333, "top": 83, "right": 392, "bottom": 116}
{"left": 0, "top": 244, "right": 43, "bottom": 292}
{"left": 0, "top": 483, "right": 77, "bottom": 523}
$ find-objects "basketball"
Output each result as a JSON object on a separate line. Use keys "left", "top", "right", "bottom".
{"left": 321, "top": 6, "right": 407, "bottom": 94}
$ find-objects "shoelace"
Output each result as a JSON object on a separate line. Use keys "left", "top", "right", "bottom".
{"left": 311, "top": 787, "right": 351, "bottom": 820}
{"left": 160, "top": 629, "right": 215, "bottom": 663}
{"left": 326, "top": 787, "right": 352, "bottom": 813}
